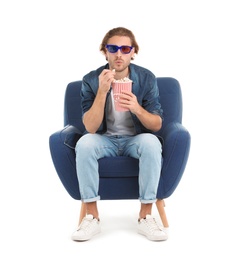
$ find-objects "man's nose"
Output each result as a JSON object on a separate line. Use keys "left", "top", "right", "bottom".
{"left": 115, "top": 49, "right": 122, "bottom": 56}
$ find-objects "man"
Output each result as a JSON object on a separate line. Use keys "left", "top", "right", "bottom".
{"left": 72, "top": 27, "right": 168, "bottom": 241}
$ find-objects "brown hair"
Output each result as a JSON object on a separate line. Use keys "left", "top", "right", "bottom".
{"left": 100, "top": 27, "right": 139, "bottom": 60}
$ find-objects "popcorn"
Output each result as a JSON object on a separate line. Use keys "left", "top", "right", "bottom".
{"left": 111, "top": 68, "right": 132, "bottom": 83}
{"left": 113, "top": 77, "right": 132, "bottom": 83}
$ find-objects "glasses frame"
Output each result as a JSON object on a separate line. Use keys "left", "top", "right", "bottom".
{"left": 106, "top": 44, "right": 133, "bottom": 54}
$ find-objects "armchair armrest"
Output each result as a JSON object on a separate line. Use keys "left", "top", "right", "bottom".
{"left": 157, "top": 122, "right": 191, "bottom": 198}
{"left": 49, "top": 125, "right": 82, "bottom": 199}
{"left": 62, "top": 125, "right": 83, "bottom": 149}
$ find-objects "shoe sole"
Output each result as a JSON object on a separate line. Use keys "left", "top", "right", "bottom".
{"left": 72, "top": 229, "right": 101, "bottom": 241}
{"left": 138, "top": 230, "right": 168, "bottom": 241}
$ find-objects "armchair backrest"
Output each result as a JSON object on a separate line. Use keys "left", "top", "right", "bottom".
{"left": 64, "top": 77, "right": 183, "bottom": 134}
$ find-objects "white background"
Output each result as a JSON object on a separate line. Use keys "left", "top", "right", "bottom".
{"left": 1, "top": 0, "right": 237, "bottom": 259}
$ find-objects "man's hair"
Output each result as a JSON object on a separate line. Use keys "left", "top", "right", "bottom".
{"left": 100, "top": 27, "right": 139, "bottom": 60}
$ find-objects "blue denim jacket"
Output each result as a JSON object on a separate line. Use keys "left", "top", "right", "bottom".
{"left": 81, "top": 63, "right": 163, "bottom": 134}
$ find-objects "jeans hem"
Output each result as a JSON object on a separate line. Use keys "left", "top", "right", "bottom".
{"left": 81, "top": 196, "right": 100, "bottom": 203}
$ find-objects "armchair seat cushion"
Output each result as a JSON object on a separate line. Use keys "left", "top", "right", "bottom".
{"left": 99, "top": 157, "right": 139, "bottom": 178}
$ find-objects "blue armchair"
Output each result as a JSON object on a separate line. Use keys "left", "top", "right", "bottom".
{"left": 49, "top": 77, "right": 191, "bottom": 227}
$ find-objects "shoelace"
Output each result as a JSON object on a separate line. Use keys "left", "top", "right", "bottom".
{"left": 143, "top": 218, "right": 162, "bottom": 233}
{"left": 77, "top": 217, "right": 97, "bottom": 233}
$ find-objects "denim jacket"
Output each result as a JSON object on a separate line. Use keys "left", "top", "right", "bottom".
{"left": 81, "top": 63, "right": 163, "bottom": 134}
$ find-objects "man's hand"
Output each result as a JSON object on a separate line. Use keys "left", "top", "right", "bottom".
{"left": 98, "top": 69, "right": 116, "bottom": 94}
{"left": 119, "top": 91, "right": 140, "bottom": 114}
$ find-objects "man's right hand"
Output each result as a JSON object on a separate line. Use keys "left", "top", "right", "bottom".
{"left": 98, "top": 69, "right": 116, "bottom": 93}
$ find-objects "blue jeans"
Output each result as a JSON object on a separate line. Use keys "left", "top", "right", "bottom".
{"left": 75, "top": 133, "right": 162, "bottom": 204}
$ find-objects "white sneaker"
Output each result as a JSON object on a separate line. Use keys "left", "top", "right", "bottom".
{"left": 138, "top": 214, "right": 168, "bottom": 241}
{"left": 71, "top": 214, "right": 101, "bottom": 241}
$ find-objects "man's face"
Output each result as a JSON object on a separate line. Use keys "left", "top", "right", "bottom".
{"left": 105, "top": 36, "right": 134, "bottom": 73}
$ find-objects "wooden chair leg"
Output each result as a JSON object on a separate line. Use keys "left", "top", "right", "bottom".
{"left": 78, "top": 201, "right": 86, "bottom": 225}
{"left": 156, "top": 199, "right": 169, "bottom": 228}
